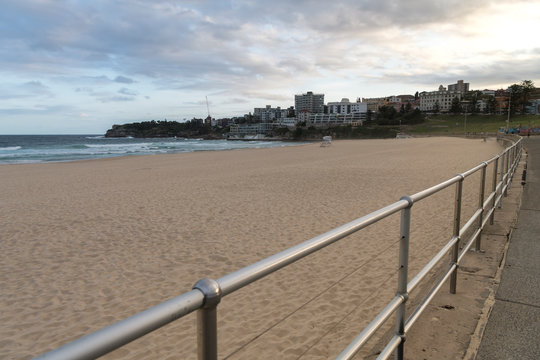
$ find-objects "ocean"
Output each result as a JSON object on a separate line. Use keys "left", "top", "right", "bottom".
{"left": 0, "top": 135, "right": 304, "bottom": 164}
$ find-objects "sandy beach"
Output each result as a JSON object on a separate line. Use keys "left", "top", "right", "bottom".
{"left": 1, "top": 137, "right": 504, "bottom": 359}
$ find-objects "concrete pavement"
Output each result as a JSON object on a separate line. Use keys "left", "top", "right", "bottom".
{"left": 476, "top": 137, "right": 540, "bottom": 359}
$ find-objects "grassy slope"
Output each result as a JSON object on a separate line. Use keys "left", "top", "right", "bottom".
{"left": 405, "top": 114, "right": 540, "bottom": 135}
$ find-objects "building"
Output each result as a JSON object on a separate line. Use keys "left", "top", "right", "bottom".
{"left": 420, "top": 89, "right": 463, "bottom": 112}
{"left": 253, "top": 105, "right": 284, "bottom": 122}
{"left": 448, "top": 80, "right": 470, "bottom": 93}
{"left": 326, "top": 98, "right": 367, "bottom": 115}
{"left": 275, "top": 117, "right": 298, "bottom": 128}
{"left": 419, "top": 80, "right": 471, "bottom": 112}
{"left": 295, "top": 91, "right": 324, "bottom": 115}
{"left": 360, "top": 97, "right": 389, "bottom": 112}
{"left": 308, "top": 112, "right": 365, "bottom": 127}
{"left": 525, "top": 99, "right": 540, "bottom": 115}
{"left": 229, "top": 123, "right": 274, "bottom": 135}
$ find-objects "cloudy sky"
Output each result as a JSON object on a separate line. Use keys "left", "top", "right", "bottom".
{"left": 1, "top": 0, "right": 539, "bottom": 134}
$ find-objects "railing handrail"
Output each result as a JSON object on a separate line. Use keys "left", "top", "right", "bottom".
{"left": 35, "top": 136, "right": 523, "bottom": 360}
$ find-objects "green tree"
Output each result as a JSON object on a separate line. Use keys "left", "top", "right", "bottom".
{"left": 520, "top": 80, "right": 535, "bottom": 112}
{"left": 486, "top": 96, "right": 496, "bottom": 114}
{"left": 405, "top": 101, "right": 412, "bottom": 112}
{"left": 450, "top": 97, "right": 462, "bottom": 114}
{"left": 433, "top": 101, "right": 440, "bottom": 114}
{"left": 508, "top": 84, "right": 523, "bottom": 115}
{"left": 377, "top": 105, "right": 397, "bottom": 120}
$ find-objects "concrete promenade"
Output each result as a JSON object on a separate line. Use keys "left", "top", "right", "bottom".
{"left": 476, "top": 137, "right": 540, "bottom": 359}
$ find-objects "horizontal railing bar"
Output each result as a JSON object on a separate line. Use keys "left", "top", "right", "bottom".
{"left": 35, "top": 290, "right": 205, "bottom": 360}
{"left": 483, "top": 192, "right": 495, "bottom": 209}
{"left": 405, "top": 263, "right": 457, "bottom": 334}
{"left": 407, "top": 236, "right": 459, "bottom": 293}
{"left": 482, "top": 208, "right": 494, "bottom": 228}
{"left": 409, "top": 176, "right": 460, "bottom": 203}
{"left": 485, "top": 154, "right": 500, "bottom": 165}
{"left": 376, "top": 334, "right": 402, "bottom": 360}
{"left": 494, "top": 193, "right": 504, "bottom": 207}
{"left": 459, "top": 208, "right": 483, "bottom": 237}
{"left": 460, "top": 162, "right": 486, "bottom": 178}
{"left": 217, "top": 200, "right": 409, "bottom": 296}
{"left": 336, "top": 295, "right": 404, "bottom": 360}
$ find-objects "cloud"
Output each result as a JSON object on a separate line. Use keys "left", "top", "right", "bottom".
{"left": 98, "top": 95, "right": 135, "bottom": 103}
{"left": 118, "top": 87, "right": 138, "bottom": 96}
{"left": 114, "top": 76, "right": 135, "bottom": 84}
{"left": 0, "top": 80, "right": 54, "bottom": 100}
{"left": 0, "top": 0, "right": 538, "bottom": 133}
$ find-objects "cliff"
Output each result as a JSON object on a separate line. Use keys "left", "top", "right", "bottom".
{"left": 104, "top": 121, "right": 223, "bottom": 139}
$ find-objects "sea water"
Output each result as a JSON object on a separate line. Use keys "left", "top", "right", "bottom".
{"left": 0, "top": 135, "right": 303, "bottom": 164}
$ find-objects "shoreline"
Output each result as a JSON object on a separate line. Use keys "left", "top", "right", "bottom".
{"left": 1, "top": 137, "right": 505, "bottom": 359}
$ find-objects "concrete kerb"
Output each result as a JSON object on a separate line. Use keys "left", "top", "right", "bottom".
{"left": 463, "top": 153, "right": 526, "bottom": 360}
{"left": 401, "top": 152, "right": 525, "bottom": 360}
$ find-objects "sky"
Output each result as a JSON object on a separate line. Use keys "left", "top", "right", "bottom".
{"left": 1, "top": 0, "right": 539, "bottom": 134}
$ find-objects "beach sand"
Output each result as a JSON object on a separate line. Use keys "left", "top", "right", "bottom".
{"left": 1, "top": 137, "right": 504, "bottom": 359}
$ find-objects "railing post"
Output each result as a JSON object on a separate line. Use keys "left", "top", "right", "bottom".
{"left": 193, "top": 278, "right": 222, "bottom": 360}
{"left": 490, "top": 156, "right": 499, "bottom": 225}
{"left": 504, "top": 148, "right": 510, "bottom": 196}
{"left": 498, "top": 152, "right": 505, "bottom": 208}
{"left": 476, "top": 163, "right": 487, "bottom": 251}
{"left": 395, "top": 196, "right": 412, "bottom": 360}
{"left": 450, "top": 175, "right": 464, "bottom": 294}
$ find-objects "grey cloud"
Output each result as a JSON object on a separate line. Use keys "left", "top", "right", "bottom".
{"left": 114, "top": 76, "right": 135, "bottom": 84}
{"left": 0, "top": 0, "right": 537, "bottom": 114}
{"left": 0, "top": 104, "right": 71, "bottom": 115}
{"left": 99, "top": 95, "right": 135, "bottom": 103}
{"left": 118, "top": 88, "right": 138, "bottom": 96}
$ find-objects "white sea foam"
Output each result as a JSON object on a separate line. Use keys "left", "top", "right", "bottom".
{"left": 0, "top": 136, "right": 306, "bottom": 164}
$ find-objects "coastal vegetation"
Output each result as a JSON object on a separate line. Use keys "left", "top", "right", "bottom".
{"left": 105, "top": 119, "right": 225, "bottom": 139}
{"left": 105, "top": 109, "right": 539, "bottom": 140}
{"left": 407, "top": 114, "right": 540, "bottom": 135}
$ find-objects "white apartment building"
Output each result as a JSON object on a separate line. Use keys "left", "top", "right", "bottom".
{"left": 253, "top": 105, "right": 284, "bottom": 122}
{"left": 275, "top": 117, "right": 298, "bottom": 128}
{"left": 327, "top": 98, "right": 368, "bottom": 114}
{"left": 308, "top": 112, "right": 365, "bottom": 127}
{"left": 420, "top": 90, "right": 462, "bottom": 112}
{"left": 295, "top": 91, "right": 324, "bottom": 114}
{"left": 420, "top": 80, "right": 470, "bottom": 112}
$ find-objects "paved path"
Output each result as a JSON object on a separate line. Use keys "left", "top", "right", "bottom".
{"left": 476, "top": 137, "right": 540, "bottom": 359}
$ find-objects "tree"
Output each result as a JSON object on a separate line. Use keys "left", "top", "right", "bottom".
{"left": 433, "top": 101, "right": 440, "bottom": 114}
{"left": 450, "top": 96, "right": 462, "bottom": 114}
{"left": 405, "top": 101, "right": 412, "bottom": 112}
{"left": 377, "top": 105, "right": 397, "bottom": 120}
{"left": 520, "top": 80, "right": 535, "bottom": 113}
{"left": 400, "top": 104, "right": 405, "bottom": 114}
{"left": 508, "top": 84, "right": 523, "bottom": 115}
{"left": 414, "top": 91, "right": 419, "bottom": 100}
{"left": 467, "top": 90, "right": 482, "bottom": 114}
{"left": 366, "top": 110, "right": 374, "bottom": 125}
{"left": 486, "top": 96, "right": 496, "bottom": 114}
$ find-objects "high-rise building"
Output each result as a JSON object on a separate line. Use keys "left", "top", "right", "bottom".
{"left": 448, "top": 80, "right": 469, "bottom": 93}
{"left": 294, "top": 91, "right": 324, "bottom": 115}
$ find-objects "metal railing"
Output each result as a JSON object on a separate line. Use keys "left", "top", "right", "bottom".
{"left": 35, "top": 136, "right": 523, "bottom": 360}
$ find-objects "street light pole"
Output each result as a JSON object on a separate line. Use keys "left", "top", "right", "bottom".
{"left": 462, "top": 101, "right": 469, "bottom": 135}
